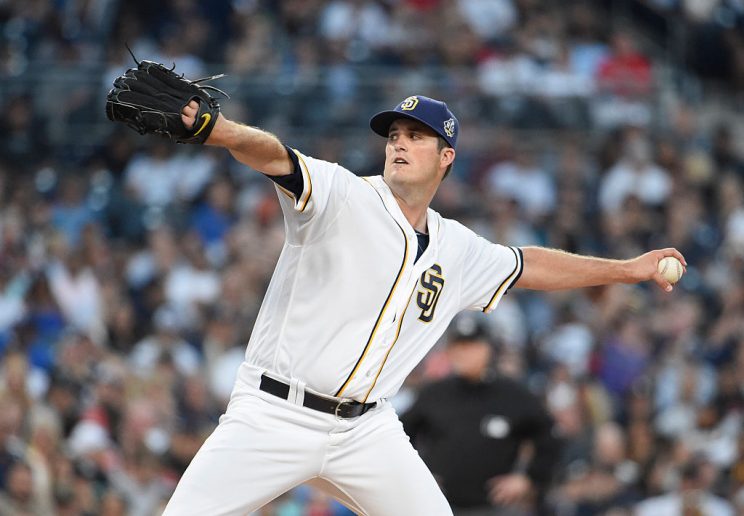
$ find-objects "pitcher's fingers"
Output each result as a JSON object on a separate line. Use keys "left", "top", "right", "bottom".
{"left": 671, "top": 249, "right": 687, "bottom": 267}
{"left": 182, "top": 100, "right": 199, "bottom": 117}
{"left": 181, "top": 113, "right": 194, "bottom": 129}
{"left": 662, "top": 247, "right": 687, "bottom": 267}
{"left": 653, "top": 271, "right": 673, "bottom": 293}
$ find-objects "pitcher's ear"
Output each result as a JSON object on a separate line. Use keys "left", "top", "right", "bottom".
{"left": 441, "top": 147, "right": 455, "bottom": 167}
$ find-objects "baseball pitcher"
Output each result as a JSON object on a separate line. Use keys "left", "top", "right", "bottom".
{"left": 106, "top": 62, "right": 686, "bottom": 515}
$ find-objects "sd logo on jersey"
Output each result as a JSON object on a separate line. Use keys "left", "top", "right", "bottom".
{"left": 417, "top": 264, "right": 445, "bottom": 322}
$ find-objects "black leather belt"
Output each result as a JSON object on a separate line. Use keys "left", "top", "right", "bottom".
{"left": 259, "top": 374, "right": 376, "bottom": 419}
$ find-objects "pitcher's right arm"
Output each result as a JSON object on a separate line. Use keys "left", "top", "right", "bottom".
{"left": 182, "top": 101, "right": 293, "bottom": 177}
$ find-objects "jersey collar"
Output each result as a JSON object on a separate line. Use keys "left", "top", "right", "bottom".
{"left": 367, "top": 176, "right": 440, "bottom": 265}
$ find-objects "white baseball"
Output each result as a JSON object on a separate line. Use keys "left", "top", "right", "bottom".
{"left": 657, "top": 256, "right": 683, "bottom": 284}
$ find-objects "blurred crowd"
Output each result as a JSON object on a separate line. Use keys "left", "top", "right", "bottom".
{"left": 1, "top": 0, "right": 744, "bottom": 515}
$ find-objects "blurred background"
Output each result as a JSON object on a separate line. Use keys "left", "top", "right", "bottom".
{"left": 1, "top": 0, "right": 744, "bottom": 514}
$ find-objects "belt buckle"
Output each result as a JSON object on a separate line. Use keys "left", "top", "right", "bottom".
{"left": 334, "top": 400, "right": 349, "bottom": 419}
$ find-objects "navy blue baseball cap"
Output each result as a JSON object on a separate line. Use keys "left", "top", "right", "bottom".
{"left": 370, "top": 95, "right": 459, "bottom": 149}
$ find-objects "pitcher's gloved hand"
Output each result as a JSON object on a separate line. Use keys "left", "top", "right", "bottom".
{"left": 106, "top": 56, "right": 226, "bottom": 144}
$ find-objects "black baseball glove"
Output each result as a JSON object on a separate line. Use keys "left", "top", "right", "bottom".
{"left": 105, "top": 56, "right": 227, "bottom": 144}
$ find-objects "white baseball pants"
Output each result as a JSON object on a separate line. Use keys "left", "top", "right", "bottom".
{"left": 162, "top": 365, "right": 452, "bottom": 515}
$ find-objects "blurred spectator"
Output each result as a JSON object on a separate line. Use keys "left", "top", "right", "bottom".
{"left": 654, "top": 359, "right": 716, "bottom": 439}
{"left": 0, "top": 268, "right": 28, "bottom": 342}
{"left": 319, "top": 0, "right": 391, "bottom": 54}
{"left": 636, "top": 458, "right": 733, "bottom": 516}
{"left": 485, "top": 144, "right": 556, "bottom": 221}
{"left": 67, "top": 361, "right": 127, "bottom": 467}
{"left": 541, "top": 304, "right": 595, "bottom": 377}
{"left": 596, "top": 30, "right": 652, "bottom": 98}
{"left": 150, "top": 29, "right": 205, "bottom": 81}
{"left": 599, "top": 133, "right": 672, "bottom": 214}
{"left": 711, "top": 123, "right": 744, "bottom": 174}
{"left": 477, "top": 40, "right": 541, "bottom": 98}
{"left": 0, "top": 460, "right": 53, "bottom": 516}
{"left": 455, "top": 0, "right": 517, "bottom": 41}
{"left": 46, "top": 248, "right": 105, "bottom": 344}
{"left": 51, "top": 175, "right": 96, "bottom": 248}
{"left": 224, "top": 12, "right": 280, "bottom": 75}
{"left": 125, "top": 226, "right": 181, "bottom": 291}
{"left": 163, "top": 233, "right": 221, "bottom": 325}
{"left": 0, "top": 396, "right": 24, "bottom": 491}
{"left": 566, "top": 3, "right": 609, "bottom": 81}
{"left": 129, "top": 306, "right": 200, "bottom": 379}
{"left": 175, "top": 375, "right": 219, "bottom": 437}
{"left": 109, "top": 449, "right": 170, "bottom": 516}
{"left": 202, "top": 312, "right": 244, "bottom": 406}
{"left": 598, "top": 315, "right": 651, "bottom": 403}
{"left": 1, "top": 96, "right": 48, "bottom": 171}
{"left": 99, "top": 489, "right": 129, "bottom": 516}
{"left": 556, "top": 422, "right": 638, "bottom": 513}
{"left": 124, "top": 141, "right": 216, "bottom": 208}
{"left": 190, "top": 176, "right": 237, "bottom": 265}
{"left": 485, "top": 196, "right": 541, "bottom": 249}
{"left": 592, "top": 30, "right": 654, "bottom": 128}
{"left": 535, "top": 44, "right": 595, "bottom": 100}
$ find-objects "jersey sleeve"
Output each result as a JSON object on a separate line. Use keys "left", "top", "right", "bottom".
{"left": 459, "top": 237, "right": 523, "bottom": 313}
{"left": 270, "top": 147, "right": 353, "bottom": 243}
{"left": 266, "top": 146, "right": 305, "bottom": 200}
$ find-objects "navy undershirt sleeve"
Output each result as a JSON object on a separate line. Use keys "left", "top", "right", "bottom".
{"left": 265, "top": 145, "right": 304, "bottom": 199}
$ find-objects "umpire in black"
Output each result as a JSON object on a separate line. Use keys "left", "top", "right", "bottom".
{"left": 401, "top": 315, "right": 560, "bottom": 515}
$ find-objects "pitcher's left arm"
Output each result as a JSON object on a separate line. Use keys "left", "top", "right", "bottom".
{"left": 515, "top": 247, "right": 687, "bottom": 293}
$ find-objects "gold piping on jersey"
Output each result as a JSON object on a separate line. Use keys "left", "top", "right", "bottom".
{"left": 293, "top": 150, "right": 313, "bottom": 213}
{"left": 482, "top": 246, "right": 522, "bottom": 313}
{"left": 361, "top": 283, "right": 417, "bottom": 402}
{"left": 335, "top": 179, "right": 409, "bottom": 398}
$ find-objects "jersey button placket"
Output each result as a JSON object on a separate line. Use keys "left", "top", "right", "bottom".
{"left": 397, "top": 232, "right": 419, "bottom": 317}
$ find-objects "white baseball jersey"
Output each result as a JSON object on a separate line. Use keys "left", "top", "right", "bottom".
{"left": 241, "top": 149, "right": 523, "bottom": 403}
